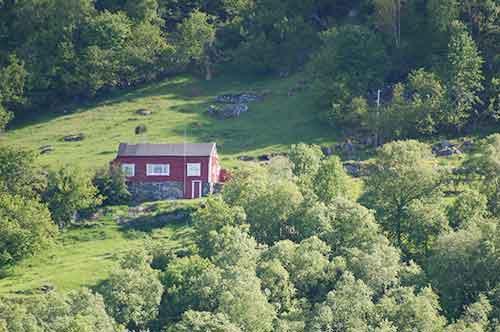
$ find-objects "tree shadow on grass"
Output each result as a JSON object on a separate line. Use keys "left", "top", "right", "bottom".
{"left": 118, "top": 206, "right": 194, "bottom": 235}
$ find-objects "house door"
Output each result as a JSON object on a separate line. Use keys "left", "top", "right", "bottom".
{"left": 191, "top": 181, "right": 202, "bottom": 199}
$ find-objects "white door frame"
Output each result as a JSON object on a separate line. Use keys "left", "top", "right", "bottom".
{"left": 191, "top": 180, "right": 202, "bottom": 199}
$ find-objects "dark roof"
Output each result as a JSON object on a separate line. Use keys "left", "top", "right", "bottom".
{"left": 117, "top": 143, "right": 215, "bottom": 157}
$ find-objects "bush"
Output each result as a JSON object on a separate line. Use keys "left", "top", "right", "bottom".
{"left": 93, "top": 165, "right": 131, "bottom": 206}
{"left": 0, "top": 192, "right": 57, "bottom": 266}
{"left": 43, "top": 167, "right": 102, "bottom": 228}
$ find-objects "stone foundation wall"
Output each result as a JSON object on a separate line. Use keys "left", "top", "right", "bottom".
{"left": 128, "top": 181, "right": 211, "bottom": 202}
{"left": 128, "top": 181, "right": 184, "bottom": 202}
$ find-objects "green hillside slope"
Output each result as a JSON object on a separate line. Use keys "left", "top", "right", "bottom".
{"left": 1, "top": 74, "right": 337, "bottom": 170}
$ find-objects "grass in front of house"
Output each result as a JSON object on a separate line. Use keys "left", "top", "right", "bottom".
{"left": 1, "top": 74, "right": 338, "bottom": 171}
{"left": 0, "top": 201, "right": 197, "bottom": 298}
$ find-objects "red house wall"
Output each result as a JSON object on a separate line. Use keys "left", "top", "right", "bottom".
{"left": 113, "top": 155, "right": 212, "bottom": 199}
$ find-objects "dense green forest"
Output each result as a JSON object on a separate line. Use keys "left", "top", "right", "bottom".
{"left": 2, "top": 0, "right": 500, "bottom": 331}
{"left": 0, "top": 0, "right": 499, "bottom": 135}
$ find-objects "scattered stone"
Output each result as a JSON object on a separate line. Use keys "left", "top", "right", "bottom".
{"left": 344, "top": 163, "right": 362, "bottom": 177}
{"left": 336, "top": 140, "right": 355, "bottom": 155}
{"left": 359, "top": 135, "right": 375, "bottom": 147}
{"left": 270, "top": 152, "right": 288, "bottom": 158}
{"left": 321, "top": 146, "right": 334, "bottom": 156}
{"left": 39, "top": 145, "right": 54, "bottom": 155}
{"left": 136, "top": 109, "right": 152, "bottom": 116}
{"left": 238, "top": 155, "right": 255, "bottom": 161}
{"left": 435, "top": 146, "right": 462, "bottom": 157}
{"left": 287, "top": 87, "right": 301, "bottom": 97}
{"left": 208, "top": 104, "right": 249, "bottom": 119}
{"left": 279, "top": 71, "right": 289, "bottom": 78}
{"left": 257, "top": 154, "right": 271, "bottom": 162}
{"left": 297, "top": 79, "right": 307, "bottom": 87}
{"left": 461, "top": 140, "right": 475, "bottom": 151}
{"left": 135, "top": 125, "right": 147, "bottom": 135}
{"left": 38, "top": 284, "right": 55, "bottom": 293}
{"left": 62, "top": 133, "right": 85, "bottom": 142}
{"left": 215, "top": 93, "right": 263, "bottom": 104}
{"left": 433, "top": 140, "right": 462, "bottom": 157}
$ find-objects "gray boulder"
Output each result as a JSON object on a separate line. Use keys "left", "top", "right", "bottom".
{"left": 208, "top": 104, "right": 249, "bottom": 119}
{"left": 136, "top": 109, "right": 152, "bottom": 116}
{"left": 238, "top": 155, "right": 255, "bottom": 161}
{"left": 321, "top": 146, "right": 334, "bottom": 156}
{"left": 343, "top": 163, "right": 361, "bottom": 177}
{"left": 39, "top": 145, "right": 54, "bottom": 155}
{"left": 63, "top": 133, "right": 85, "bottom": 142}
{"left": 215, "top": 93, "right": 262, "bottom": 104}
{"left": 135, "top": 125, "right": 147, "bottom": 135}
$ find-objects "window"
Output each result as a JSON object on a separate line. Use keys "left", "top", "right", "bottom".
{"left": 147, "top": 164, "right": 170, "bottom": 176}
{"left": 187, "top": 163, "right": 201, "bottom": 177}
{"left": 121, "top": 164, "right": 135, "bottom": 177}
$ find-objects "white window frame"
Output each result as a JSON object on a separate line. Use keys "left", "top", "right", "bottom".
{"left": 187, "top": 163, "right": 201, "bottom": 177}
{"left": 147, "top": 164, "right": 170, "bottom": 176}
{"left": 121, "top": 163, "right": 135, "bottom": 177}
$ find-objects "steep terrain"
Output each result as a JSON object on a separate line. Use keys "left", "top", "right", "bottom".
{"left": 1, "top": 74, "right": 337, "bottom": 170}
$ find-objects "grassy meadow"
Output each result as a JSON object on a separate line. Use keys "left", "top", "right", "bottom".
{"left": 1, "top": 74, "right": 338, "bottom": 171}
{"left": 0, "top": 201, "right": 197, "bottom": 298}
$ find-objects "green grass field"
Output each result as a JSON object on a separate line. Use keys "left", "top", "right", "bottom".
{"left": 1, "top": 72, "right": 495, "bottom": 298}
{"left": 0, "top": 73, "right": 339, "bottom": 298}
{"left": 0, "top": 201, "right": 197, "bottom": 298}
{"left": 1, "top": 74, "right": 338, "bottom": 171}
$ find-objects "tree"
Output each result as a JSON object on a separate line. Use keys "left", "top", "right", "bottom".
{"left": 43, "top": 167, "right": 101, "bottom": 228}
{"left": 0, "top": 54, "right": 27, "bottom": 130}
{"left": 0, "top": 192, "right": 56, "bottom": 266}
{"left": 160, "top": 255, "right": 222, "bottom": 322}
{"left": 308, "top": 24, "right": 387, "bottom": 125}
{"left": 445, "top": 295, "right": 492, "bottom": 332}
{"left": 223, "top": 166, "right": 303, "bottom": 244}
{"left": 0, "top": 289, "right": 118, "bottom": 332}
{"left": 313, "top": 156, "right": 353, "bottom": 204}
{"left": 347, "top": 237, "right": 401, "bottom": 295}
{"left": 256, "top": 259, "right": 297, "bottom": 314}
{"left": 289, "top": 198, "right": 383, "bottom": 255}
{"left": 426, "top": 220, "right": 500, "bottom": 317}
{"left": 176, "top": 10, "right": 216, "bottom": 80}
{"left": 447, "top": 189, "right": 488, "bottom": 229}
{"left": 0, "top": 145, "right": 44, "bottom": 198}
{"left": 99, "top": 251, "right": 163, "bottom": 331}
{"left": 373, "top": 0, "right": 402, "bottom": 48}
{"left": 464, "top": 134, "right": 500, "bottom": 216}
{"left": 192, "top": 196, "right": 247, "bottom": 257}
{"left": 399, "top": 198, "right": 450, "bottom": 259}
{"left": 309, "top": 272, "right": 376, "bottom": 332}
{"left": 363, "top": 140, "right": 442, "bottom": 250}
{"left": 377, "top": 287, "right": 446, "bottom": 332}
{"left": 208, "top": 227, "right": 276, "bottom": 332}
{"left": 0, "top": 104, "right": 12, "bottom": 131}
{"left": 93, "top": 165, "right": 131, "bottom": 206}
{"left": 217, "top": 269, "right": 277, "bottom": 332}
{"left": 288, "top": 143, "right": 323, "bottom": 178}
{"left": 210, "top": 226, "right": 259, "bottom": 271}
{"left": 170, "top": 310, "right": 242, "bottom": 332}
{"left": 406, "top": 69, "right": 447, "bottom": 135}
{"left": 261, "top": 237, "right": 343, "bottom": 301}
{"left": 444, "top": 20, "right": 484, "bottom": 129}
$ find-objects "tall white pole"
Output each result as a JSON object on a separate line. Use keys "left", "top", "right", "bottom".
{"left": 375, "top": 89, "right": 381, "bottom": 147}
{"left": 183, "top": 127, "right": 186, "bottom": 199}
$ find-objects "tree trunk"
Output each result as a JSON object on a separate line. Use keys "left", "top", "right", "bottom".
{"left": 204, "top": 55, "right": 212, "bottom": 81}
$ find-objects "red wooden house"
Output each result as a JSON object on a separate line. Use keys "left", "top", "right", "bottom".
{"left": 112, "top": 143, "right": 221, "bottom": 201}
